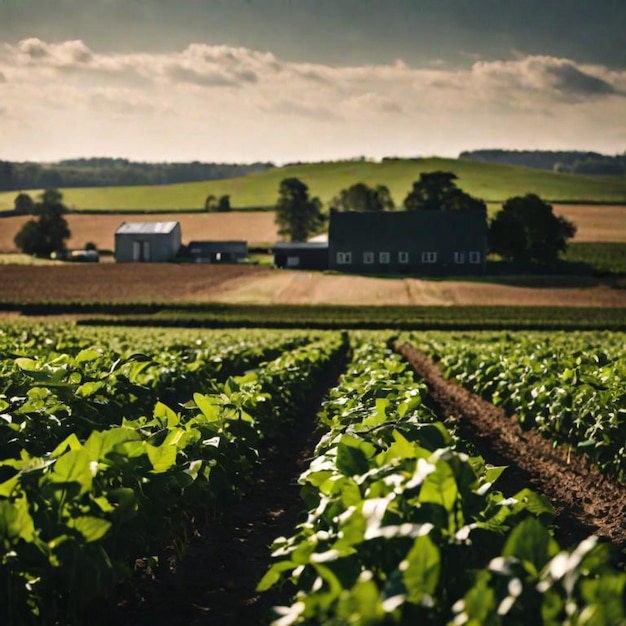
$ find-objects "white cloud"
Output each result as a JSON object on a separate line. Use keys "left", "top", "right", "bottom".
{"left": 0, "top": 39, "right": 624, "bottom": 162}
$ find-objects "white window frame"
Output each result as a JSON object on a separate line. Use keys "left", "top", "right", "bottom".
{"left": 469, "top": 251, "right": 481, "bottom": 264}
{"left": 421, "top": 251, "right": 437, "bottom": 263}
{"left": 398, "top": 251, "right": 409, "bottom": 264}
{"left": 379, "top": 251, "right": 390, "bottom": 264}
{"left": 336, "top": 251, "right": 352, "bottom": 265}
{"left": 453, "top": 251, "right": 465, "bottom": 264}
{"left": 363, "top": 251, "right": 375, "bottom": 265}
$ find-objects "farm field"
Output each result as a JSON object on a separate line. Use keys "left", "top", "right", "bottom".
{"left": 1, "top": 263, "right": 625, "bottom": 309}
{"left": 0, "top": 204, "right": 623, "bottom": 257}
{"left": 0, "top": 323, "right": 623, "bottom": 624}
{"left": 0, "top": 211, "right": 281, "bottom": 253}
{"left": 2, "top": 157, "right": 626, "bottom": 211}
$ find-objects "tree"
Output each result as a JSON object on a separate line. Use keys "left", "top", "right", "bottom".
{"left": 217, "top": 195, "right": 231, "bottom": 212}
{"left": 488, "top": 194, "right": 576, "bottom": 264}
{"left": 331, "top": 182, "right": 395, "bottom": 212}
{"left": 403, "top": 171, "right": 486, "bottom": 217}
{"left": 274, "top": 178, "right": 325, "bottom": 242}
{"left": 13, "top": 192, "right": 35, "bottom": 215}
{"left": 204, "top": 194, "right": 218, "bottom": 211}
{"left": 14, "top": 189, "right": 71, "bottom": 256}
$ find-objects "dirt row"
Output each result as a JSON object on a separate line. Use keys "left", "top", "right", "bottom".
{"left": 396, "top": 343, "right": 626, "bottom": 551}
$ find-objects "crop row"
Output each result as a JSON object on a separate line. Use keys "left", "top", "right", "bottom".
{"left": 259, "top": 339, "right": 625, "bottom": 624}
{"left": 0, "top": 327, "right": 347, "bottom": 624}
{"left": 406, "top": 331, "right": 625, "bottom": 480}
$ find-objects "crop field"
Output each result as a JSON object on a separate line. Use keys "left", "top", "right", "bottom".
{"left": 2, "top": 157, "right": 626, "bottom": 211}
{"left": 0, "top": 322, "right": 624, "bottom": 625}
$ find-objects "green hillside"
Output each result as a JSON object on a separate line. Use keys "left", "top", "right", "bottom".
{"left": 1, "top": 157, "right": 626, "bottom": 211}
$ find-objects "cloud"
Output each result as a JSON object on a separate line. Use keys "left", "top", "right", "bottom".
{"left": 0, "top": 39, "right": 624, "bottom": 162}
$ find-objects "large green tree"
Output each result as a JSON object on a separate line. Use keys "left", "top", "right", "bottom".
{"left": 14, "top": 189, "right": 71, "bottom": 256}
{"left": 488, "top": 194, "right": 576, "bottom": 264}
{"left": 331, "top": 182, "right": 395, "bottom": 212}
{"left": 275, "top": 178, "right": 325, "bottom": 242}
{"left": 403, "top": 171, "right": 487, "bottom": 216}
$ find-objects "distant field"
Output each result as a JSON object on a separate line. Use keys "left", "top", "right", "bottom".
{"left": 1, "top": 157, "right": 626, "bottom": 211}
{"left": 0, "top": 212, "right": 279, "bottom": 253}
{"left": 1, "top": 264, "right": 624, "bottom": 309}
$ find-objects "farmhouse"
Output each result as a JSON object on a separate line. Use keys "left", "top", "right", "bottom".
{"left": 115, "top": 221, "right": 182, "bottom": 262}
{"left": 328, "top": 210, "right": 487, "bottom": 275}
{"left": 187, "top": 240, "right": 248, "bottom": 263}
{"left": 273, "top": 242, "right": 329, "bottom": 270}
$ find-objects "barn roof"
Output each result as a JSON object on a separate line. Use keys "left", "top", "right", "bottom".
{"left": 115, "top": 221, "right": 180, "bottom": 235}
{"left": 188, "top": 241, "right": 248, "bottom": 252}
{"left": 273, "top": 242, "right": 329, "bottom": 250}
{"left": 329, "top": 210, "right": 486, "bottom": 248}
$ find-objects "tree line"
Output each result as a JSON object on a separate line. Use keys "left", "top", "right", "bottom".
{"left": 0, "top": 159, "right": 274, "bottom": 192}
{"left": 460, "top": 149, "right": 626, "bottom": 176}
{"left": 275, "top": 172, "right": 576, "bottom": 265}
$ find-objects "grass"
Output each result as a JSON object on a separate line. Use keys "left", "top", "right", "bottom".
{"left": 2, "top": 158, "right": 626, "bottom": 212}
{"left": 561, "top": 243, "right": 626, "bottom": 275}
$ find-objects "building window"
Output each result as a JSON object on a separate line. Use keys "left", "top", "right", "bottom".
{"left": 379, "top": 251, "right": 390, "bottom": 264}
{"left": 286, "top": 256, "right": 300, "bottom": 267}
{"left": 363, "top": 251, "right": 374, "bottom": 264}
{"left": 421, "top": 251, "right": 437, "bottom": 263}
{"left": 398, "top": 251, "right": 409, "bottom": 264}
{"left": 336, "top": 251, "right": 352, "bottom": 265}
{"left": 454, "top": 252, "right": 465, "bottom": 264}
{"left": 469, "top": 251, "right": 481, "bottom": 264}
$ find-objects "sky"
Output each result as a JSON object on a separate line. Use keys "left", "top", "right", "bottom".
{"left": 0, "top": 0, "right": 625, "bottom": 164}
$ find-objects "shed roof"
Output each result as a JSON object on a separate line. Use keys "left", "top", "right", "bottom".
{"left": 273, "top": 242, "right": 329, "bottom": 251}
{"left": 115, "top": 221, "right": 180, "bottom": 235}
{"left": 188, "top": 241, "right": 248, "bottom": 252}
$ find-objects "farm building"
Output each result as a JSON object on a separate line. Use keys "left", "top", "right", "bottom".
{"left": 328, "top": 210, "right": 487, "bottom": 275}
{"left": 115, "top": 221, "right": 182, "bottom": 263}
{"left": 187, "top": 241, "right": 248, "bottom": 263}
{"left": 273, "top": 242, "right": 329, "bottom": 270}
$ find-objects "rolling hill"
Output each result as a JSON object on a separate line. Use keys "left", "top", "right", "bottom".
{"left": 1, "top": 157, "right": 625, "bottom": 212}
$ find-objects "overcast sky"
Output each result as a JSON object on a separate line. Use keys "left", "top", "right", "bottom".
{"left": 0, "top": 0, "right": 624, "bottom": 163}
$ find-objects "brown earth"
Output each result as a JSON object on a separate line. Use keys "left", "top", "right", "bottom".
{"left": 0, "top": 211, "right": 279, "bottom": 253}
{"left": 396, "top": 343, "right": 626, "bottom": 550}
{"left": 1, "top": 264, "right": 625, "bottom": 308}
{"left": 554, "top": 204, "right": 626, "bottom": 243}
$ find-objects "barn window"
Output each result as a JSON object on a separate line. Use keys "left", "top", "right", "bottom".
{"left": 363, "top": 251, "right": 374, "bottom": 264}
{"left": 454, "top": 252, "right": 465, "bottom": 264}
{"left": 379, "top": 252, "right": 390, "bottom": 264}
{"left": 287, "top": 256, "right": 300, "bottom": 267}
{"left": 337, "top": 251, "right": 352, "bottom": 265}
{"left": 469, "top": 251, "right": 481, "bottom": 264}
{"left": 421, "top": 251, "right": 437, "bottom": 263}
{"left": 398, "top": 251, "right": 409, "bottom": 264}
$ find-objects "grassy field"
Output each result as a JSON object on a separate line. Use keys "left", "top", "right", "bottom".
{"left": 2, "top": 157, "right": 626, "bottom": 211}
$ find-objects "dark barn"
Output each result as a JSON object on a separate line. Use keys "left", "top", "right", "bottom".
{"left": 328, "top": 210, "right": 487, "bottom": 275}
{"left": 273, "top": 242, "right": 329, "bottom": 270}
{"left": 187, "top": 241, "right": 248, "bottom": 263}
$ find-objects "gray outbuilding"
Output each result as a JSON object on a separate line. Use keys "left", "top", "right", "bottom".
{"left": 187, "top": 241, "right": 248, "bottom": 263}
{"left": 115, "top": 221, "right": 182, "bottom": 262}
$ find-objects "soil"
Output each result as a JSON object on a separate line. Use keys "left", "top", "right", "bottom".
{"left": 396, "top": 342, "right": 626, "bottom": 553}
{"left": 2, "top": 264, "right": 625, "bottom": 308}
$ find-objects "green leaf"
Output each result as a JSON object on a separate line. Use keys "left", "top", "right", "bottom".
{"left": 146, "top": 443, "right": 177, "bottom": 473}
{"left": 0, "top": 496, "right": 35, "bottom": 542}
{"left": 68, "top": 516, "right": 112, "bottom": 542}
{"left": 75, "top": 348, "right": 102, "bottom": 363}
{"left": 193, "top": 393, "right": 220, "bottom": 421}
{"left": 50, "top": 449, "right": 93, "bottom": 495}
{"left": 402, "top": 534, "right": 440, "bottom": 603}
{"left": 502, "top": 517, "right": 559, "bottom": 575}
{"left": 419, "top": 461, "right": 458, "bottom": 513}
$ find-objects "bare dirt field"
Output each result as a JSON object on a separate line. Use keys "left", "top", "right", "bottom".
{"left": 554, "top": 204, "right": 626, "bottom": 242}
{"left": 1, "top": 264, "right": 624, "bottom": 307}
{"left": 0, "top": 212, "right": 279, "bottom": 253}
